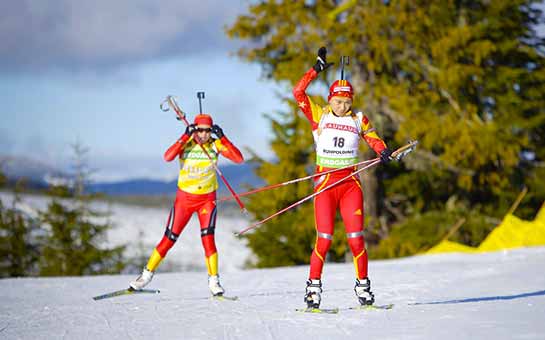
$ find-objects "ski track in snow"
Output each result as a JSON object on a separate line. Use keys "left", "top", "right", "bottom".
{"left": 2, "top": 247, "right": 545, "bottom": 339}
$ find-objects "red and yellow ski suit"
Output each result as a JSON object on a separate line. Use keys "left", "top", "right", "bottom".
{"left": 293, "top": 68, "right": 387, "bottom": 280}
{"left": 144, "top": 133, "right": 243, "bottom": 276}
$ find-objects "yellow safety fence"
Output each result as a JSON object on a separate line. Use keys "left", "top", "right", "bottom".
{"left": 427, "top": 203, "right": 545, "bottom": 254}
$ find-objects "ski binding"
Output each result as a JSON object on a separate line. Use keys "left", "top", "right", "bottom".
{"left": 349, "top": 303, "right": 394, "bottom": 311}
{"left": 211, "top": 294, "right": 238, "bottom": 301}
{"left": 295, "top": 307, "right": 339, "bottom": 314}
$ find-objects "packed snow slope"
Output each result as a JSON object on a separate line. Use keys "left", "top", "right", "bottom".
{"left": 2, "top": 246, "right": 545, "bottom": 340}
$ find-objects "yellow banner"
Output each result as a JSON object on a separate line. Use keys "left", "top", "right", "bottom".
{"left": 427, "top": 203, "right": 545, "bottom": 254}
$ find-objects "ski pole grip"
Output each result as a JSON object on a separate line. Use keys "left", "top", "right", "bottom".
{"left": 165, "top": 95, "right": 187, "bottom": 122}
{"left": 160, "top": 99, "right": 170, "bottom": 112}
{"left": 392, "top": 140, "right": 419, "bottom": 160}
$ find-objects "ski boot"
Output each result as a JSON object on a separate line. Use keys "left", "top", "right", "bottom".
{"left": 208, "top": 275, "right": 225, "bottom": 296}
{"left": 354, "top": 277, "right": 375, "bottom": 305}
{"left": 304, "top": 279, "right": 322, "bottom": 308}
{"left": 129, "top": 267, "right": 154, "bottom": 290}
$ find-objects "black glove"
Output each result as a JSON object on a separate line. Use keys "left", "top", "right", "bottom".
{"left": 313, "top": 46, "right": 334, "bottom": 73}
{"left": 380, "top": 148, "right": 393, "bottom": 163}
{"left": 184, "top": 124, "right": 196, "bottom": 137}
{"left": 211, "top": 124, "right": 224, "bottom": 139}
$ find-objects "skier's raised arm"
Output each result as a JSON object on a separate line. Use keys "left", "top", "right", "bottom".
{"left": 293, "top": 47, "right": 334, "bottom": 130}
{"left": 211, "top": 124, "right": 244, "bottom": 164}
{"left": 163, "top": 124, "right": 196, "bottom": 162}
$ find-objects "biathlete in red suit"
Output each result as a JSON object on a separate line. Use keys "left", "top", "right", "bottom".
{"left": 293, "top": 47, "right": 393, "bottom": 308}
{"left": 130, "top": 114, "right": 243, "bottom": 296}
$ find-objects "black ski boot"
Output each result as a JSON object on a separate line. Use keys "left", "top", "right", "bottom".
{"left": 354, "top": 277, "right": 375, "bottom": 305}
{"left": 304, "top": 279, "right": 322, "bottom": 308}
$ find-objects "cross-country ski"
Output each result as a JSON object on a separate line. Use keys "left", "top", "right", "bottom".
{"left": 211, "top": 295, "right": 239, "bottom": 302}
{"left": 295, "top": 307, "right": 339, "bottom": 314}
{"left": 347, "top": 303, "right": 394, "bottom": 311}
{"left": 92, "top": 288, "right": 160, "bottom": 301}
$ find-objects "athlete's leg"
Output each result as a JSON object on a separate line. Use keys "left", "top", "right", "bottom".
{"left": 339, "top": 179, "right": 368, "bottom": 279}
{"left": 197, "top": 200, "right": 218, "bottom": 276}
{"left": 130, "top": 190, "right": 195, "bottom": 289}
{"left": 340, "top": 179, "right": 374, "bottom": 304}
{"left": 196, "top": 194, "right": 225, "bottom": 295}
{"left": 309, "top": 187, "right": 338, "bottom": 279}
{"left": 146, "top": 190, "right": 194, "bottom": 271}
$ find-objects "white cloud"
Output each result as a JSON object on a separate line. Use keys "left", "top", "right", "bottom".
{"left": 0, "top": 0, "right": 247, "bottom": 73}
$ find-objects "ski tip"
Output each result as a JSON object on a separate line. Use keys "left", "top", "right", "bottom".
{"left": 373, "top": 303, "right": 394, "bottom": 309}
{"left": 139, "top": 288, "right": 161, "bottom": 294}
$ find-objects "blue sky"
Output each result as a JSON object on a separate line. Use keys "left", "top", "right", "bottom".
{"left": 0, "top": 0, "right": 286, "bottom": 182}
{"left": 2, "top": 1, "right": 543, "bottom": 182}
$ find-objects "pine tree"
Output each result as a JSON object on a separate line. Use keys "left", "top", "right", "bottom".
{"left": 38, "top": 142, "right": 126, "bottom": 276}
{"left": 0, "top": 169, "right": 6, "bottom": 188}
{"left": 0, "top": 180, "right": 41, "bottom": 277}
{"left": 228, "top": 1, "right": 545, "bottom": 259}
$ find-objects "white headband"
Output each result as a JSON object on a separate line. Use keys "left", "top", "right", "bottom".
{"left": 332, "top": 86, "right": 351, "bottom": 92}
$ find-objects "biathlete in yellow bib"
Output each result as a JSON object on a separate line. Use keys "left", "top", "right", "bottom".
{"left": 293, "top": 47, "right": 393, "bottom": 308}
{"left": 130, "top": 113, "right": 243, "bottom": 296}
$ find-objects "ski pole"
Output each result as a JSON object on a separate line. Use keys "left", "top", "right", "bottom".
{"left": 217, "top": 157, "right": 379, "bottom": 202}
{"left": 220, "top": 141, "right": 418, "bottom": 203}
{"left": 234, "top": 141, "right": 418, "bottom": 236}
{"left": 235, "top": 159, "right": 382, "bottom": 236}
{"left": 161, "top": 95, "right": 247, "bottom": 213}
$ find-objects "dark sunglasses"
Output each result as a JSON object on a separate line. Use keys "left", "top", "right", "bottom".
{"left": 196, "top": 127, "right": 211, "bottom": 133}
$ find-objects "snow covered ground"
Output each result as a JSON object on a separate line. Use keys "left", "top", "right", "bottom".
{"left": 2, "top": 192, "right": 545, "bottom": 339}
{"left": 2, "top": 246, "right": 545, "bottom": 339}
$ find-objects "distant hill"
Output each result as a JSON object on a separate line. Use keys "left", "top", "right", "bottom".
{"left": 87, "top": 178, "right": 177, "bottom": 196}
{"left": 1, "top": 155, "right": 263, "bottom": 196}
{"left": 87, "top": 163, "right": 262, "bottom": 196}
